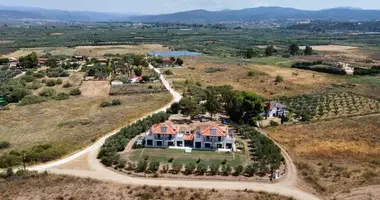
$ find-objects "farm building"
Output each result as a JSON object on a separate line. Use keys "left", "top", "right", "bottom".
{"left": 129, "top": 75, "right": 142, "bottom": 83}
{"left": 265, "top": 101, "right": 288, "bottom": 118}
{"left": 111, "top": 80, "right": 123, "bottom": 85}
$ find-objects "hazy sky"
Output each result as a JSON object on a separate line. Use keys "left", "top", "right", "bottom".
{"left": 1, "top": 0, "right": 379, "bottom": 14}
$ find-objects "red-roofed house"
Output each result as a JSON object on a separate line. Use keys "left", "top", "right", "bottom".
{"left": 128, "top": 75, "right": 142, "bottom": 83}
{"left": 38, "top": 58, "right": 48, "bottom": 65}
{"left": 145, "top": 121, "right": 234, "bottom": 150}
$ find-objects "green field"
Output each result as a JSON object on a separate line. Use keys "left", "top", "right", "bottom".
{"left": 128, "top": 148, "right": 246, "bottom": 167}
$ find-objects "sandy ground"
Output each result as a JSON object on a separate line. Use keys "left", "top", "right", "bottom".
{"left": 335, "top": 185, "right": 380, "bottom": 200}
{"left": 0, "top": 40, "right": 14, "bottom": 44}
{"left": 74, "top": 44, "right": 170, "bottom": 57}
{"left": 80, "top": 81, "right": 111, "bottom": 97}
{"left": 300, "top": 45, "right": 359, "bottom": 52}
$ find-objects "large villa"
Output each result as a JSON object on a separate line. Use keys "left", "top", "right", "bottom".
{"left": 145, "top": 121, "right": 234, "bottom": 151}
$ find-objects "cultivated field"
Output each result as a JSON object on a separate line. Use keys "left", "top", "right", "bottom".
{"left": 0, "top": 173, "right": 293, "bottom": 200}
{"left": 268, "top": 115, "right": 380, "bottom": 197}
{"left": 127, "top": 148, "right": 246, "bottom": 167}
{"left": 167, "top": 56, "right": 341, "bottom": 98}
{"left": 0, "top": 92, "right": 171, "bottom": 156}
{"left": 300, "top": 45, "right": 359, "bottom": 52}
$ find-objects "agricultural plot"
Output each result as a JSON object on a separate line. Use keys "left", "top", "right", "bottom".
{"left": 280, "top": 92, "right": 380, "bottom": 120}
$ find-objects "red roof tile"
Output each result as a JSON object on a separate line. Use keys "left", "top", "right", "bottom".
{"left": 151, "top": 121, "right": 177, "bottom": 135}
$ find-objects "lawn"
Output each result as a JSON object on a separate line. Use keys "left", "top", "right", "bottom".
{"left": 268, "top": 115, "right": 380, "bottom": 196}
{"left": 0, "top": 92, "right": 172, "bottom": 161}
{"left": 127, "top": 148, "right": 246, "bottom": 167}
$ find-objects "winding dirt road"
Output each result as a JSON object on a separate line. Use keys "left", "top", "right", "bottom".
{"left": 25, "top": 65, "right": 320, "bottom": 200}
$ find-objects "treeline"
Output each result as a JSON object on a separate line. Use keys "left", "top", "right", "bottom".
{"left": 354, "top": 66, "right": 380, "bottom": 75}
{"left": 287, "top": 21, "right": 380, "bottom": 32}
{"left": 291, "top": 61, "right": 346, "bottom": 75}
{"left": 98, "top": 112, "right": 170, "bottom": 166}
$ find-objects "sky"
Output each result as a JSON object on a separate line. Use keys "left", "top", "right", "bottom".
{"left": 0, "top": 0, "right": 379, "bottom": 14}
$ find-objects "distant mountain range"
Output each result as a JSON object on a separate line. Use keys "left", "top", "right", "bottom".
{"left": 0, "top": 5, "right": 380, "bottom": 22}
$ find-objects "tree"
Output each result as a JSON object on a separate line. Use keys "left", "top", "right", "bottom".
{"left": 179, "top": 97, "right": 200, "bottom": 119}
{"left": 204, "top": 88, "right": 221, "bottom": 119}
{"left": 170, "top": 57, "right": 176, "bottom": 61}
{"left": 19, "top": 52, "right": 38, "bottom": 69}
{"left": 221, "top": 165, "right": 231, "bottom": 176}
{"left": 148, "top": 160, "right": 160, "bottom": 172}
{"left": 245, "top": 48, "right": 255, "bottom": 58}
{"left": 225, "top": 91, "right": 264, "bottom": 124}
{"left": 171, "top": 162, "right": 183, "bottom": 174}
{"left": 134, "top": 67, "right": 143, "bottom": 76}
{"left": 304, "top": 46, "right": 313, "bottom": 55}
{"left": 176, "top": 58, "right": 184, "bottom": 66}
{"left": 244, "top": 164, "right": 258, "bottom": 177}
{"left": 265, "top": 45, "right": 276, "bottom": 57}
{"left": 135, "top": 160, "right": 148, "bottom": 173}
{"left": 289, "top": 43, "right": 300, "bottom": 56}
{"left": 45, "top": 58, "right": 58, "bottom": 68}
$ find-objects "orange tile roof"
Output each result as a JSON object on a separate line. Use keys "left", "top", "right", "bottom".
{"left": 151, "top": 121, "right": 177, "bottom": 135}
{"left": 184, "top": 134, "right": 194, "bottom": 141}
{"left": 200, "top": 125, "right": 227, "bottom": 137}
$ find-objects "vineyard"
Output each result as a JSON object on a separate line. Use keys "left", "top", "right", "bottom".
{"left": 279, "top": 92, "right": 380, "bottom": 120}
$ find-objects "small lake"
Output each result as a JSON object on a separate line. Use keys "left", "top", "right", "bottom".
{"left": 148, "top": 51, "right": 201, "bottom": 57}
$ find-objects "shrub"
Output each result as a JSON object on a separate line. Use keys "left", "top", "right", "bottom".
{"left": 21, "top": 75, "right": 35, "bottom": 82}
{"left": 100, "top": 100, "right": 112, "bottom": 107}
{"left": 55, "top": 79, "right": 63, "bottom": 85}
{"left": 20, "top": 95, "right": 47, "bottom": 105}
{"left": 0, "top": 141, "right": 10, "bottom": 149}
{"left": 221, "top": 165, "right": 232, "bottom": 176}
{"left": 111, "top": 99, "right": 122, "bottom": 106}
{"left": 54, "top": 92, "right": 70, "bottom": 101}
{"left": 45, "top": 79, "right": 56, "bottom": 87}
{"left": 69, "top": 88, "right": 81, "bottom": 96}
{"left": 39, "top": 88, "right": 56, "bottom": 97}
{"left": 163, "top": 69, "right": 173, "bottom": 75}
{"left": 275, "top": 75, "right": 284, "bottom": 83}
{"left": 117, "top": 160, "right": 126, "bottom": 169}
{"left": 205, "top": 67, "right": 227, "bottom": 73}
{"left": 148, "top": 85, "right": 153, "bottom": 89}
{"left": 209, "top": 164, "right": 219, "bottom": 175}
{"left": 125, "top": 162, "right": 135, "bottom": 171}
{"left": 26, "top": 81, "right": 42, "bottom": 90}
{"left": 269, "top": 120, "right": 279, "bottom": 127}
{"left": 247, "top": 71, "right": 255, "bottom": 77}
{"left": 221, "top": 159, "right": 227, "bottom": 165}
{"left": 244, "top": 164, "right": 258, "bottom": 177}
{"left": 196, "top": 158, "right": 201, "bottom": 164}
{"left": 171, "top": 162, "right": 183, "bottom": 174}
{"left": 46, "top": 68, "right": 70, "bottom": 77}
{"left": 168, "top": 157, "right": 174, "bottom": 163}
{"left": 233, "top": 165, "right": 244, "bottom": 176}
{"left": 148, "top": 160, "right": 160, "bottom": 173}
{"left": 135, "top": 160, "right": 148, "bottom": 173}
{"left": 184, "top": 162, "right": 196, "bottom": 175}
{"left": 63, "top": 82, "right": 72, "bottom": 88}
{"left": 196, "top": 163, "right": 208, "bottom": 175}
{"left": 25, "top": 70, "right": 34, "bottom": 76}
{"left": 33, "top": 71, "right": 45, "bottom": 78}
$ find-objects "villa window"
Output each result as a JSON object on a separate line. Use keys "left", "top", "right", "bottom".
{"left": 211, "top": 128, "right": 217, "bottom": 135}
{"left": 161, "top": 126, "right": 167, "bottom": 133}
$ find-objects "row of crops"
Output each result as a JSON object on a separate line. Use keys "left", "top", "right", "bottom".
{"left": 279, "top": 92, "right": 380, "bottom": 120}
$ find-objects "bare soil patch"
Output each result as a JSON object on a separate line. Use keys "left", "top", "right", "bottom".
{"left": 3, "top": 47, "right": 75, "bottom": 58}
{"left": 300, "top": 45, "right": 359, "bottom": 52}
{"left": 75, "top": 44, "right": 170, "bottom": 57}
{"left": 80, "top": 81, "right": 110, "bottom": 97}
{"left": 50, "top": 32, "right": 64, "bottom": 36}
{"left": 0, "top": 40, "right": 14, "bottom": 44}
{"left": 0, "top": 173, "right": 293, "bottom": 200}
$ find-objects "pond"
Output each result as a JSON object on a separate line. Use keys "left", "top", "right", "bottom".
{"left": 148, "top": 51, "right": 201, "bottom": 57}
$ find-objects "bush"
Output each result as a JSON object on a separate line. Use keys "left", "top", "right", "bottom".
{"left": 20, "top": 95, "right": 47, "bottom": 105}
{"left": 221, "top": 159, "right": 227, "bottom": 165}
{"left": 233, "top": 165, "right": 244, "bottom": 176}
{"left": 221, "top": 165, "right": 232, "bottom": 176}
{"left": 163, "top": 69, "right": 173, "bottom": 75}
{"left": 275, "top": 75, "right": 284, "bottom": 83}
{"left": 196, "top": 163, "right": 208, "bottom": 175}
{"left": 0, "top": 141, "right": 10, "bottom": 149}
{"left": 171, "top": 162, "right": 183, "bottom": 174}
{"left": 69, "top": 88, "right": 81, "bottom": 96}
{"left": 125, "top": 162, "right": 135, "bottom": 171}
{"left": 247, "top": 71, "right": 255, "bottom": 77}
{"left": 292, "top": 62, "right": 346, "bottom": 75}
{"left": 39, "top": 88, "right": 56, "bottom": 97}
{"left": 135, "top": 160, "right": 148, "bottom": 173}
{"left": 54, "top": 92, "right": 70, "bottom": 101}
{"left": 184, "top": 162, "right": 196, "bottom": 175}
{"left": 55, "top": 79, "right": 63, "bottom": 85}
{"left": 45, "top": 79, "right": 56, "bottom": 87}
{"left": 148, "top": 160, "right": 160, "bottom": 173}
{"left": 269, "top": 120, "right": 279, "bottom": 127}
{"left": 100, "top": 100, "right": 112, "bottom": 107}
{"left": 111, "top": 99, "right": 122, "bottom": 106}
{"left": 33, "top": 71, "right": 45, "bottom": 78}
{"left": 46, "top": 68, "right": 70, "bottom": 77}
{"left": 21, "top": 75, "right": 35, "bottom": 82}
{"left": 209, "top": 164, "right": 219, "bottom": 175}
{"left": 63, "top": 82, "right": 73, "bottom": 88}
{"left": 26, "top": 81, "right": 42, "bottom": 90}
{"left": 25, "top": 70, "right": 34, "bottom": 76}
{"left": 168, "top": 157, "right": 174, "bottom": 163}
{"left": 245, "top": 164, "right": 258, "bottom": 177}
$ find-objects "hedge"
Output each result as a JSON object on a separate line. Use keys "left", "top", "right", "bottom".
{"left": 292, "top": 61, "right": 346, "bottom": 75}
{"left": 354, "top": 66, "right": 380, "bottom": 75}
{"left": 98, "top": 111, "right": 170, "bottom": 166}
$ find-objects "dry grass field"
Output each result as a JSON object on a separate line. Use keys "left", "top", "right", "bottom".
{"left": 167, "top": 56, "right": 341, "bottom": 98}
{"left": 0, "top": 173, "right": 293, "bottom": 200}
{"left": 2, "top": 44, "right": 170, "bottom": 58}
{"left": 268, "top": 115, "right": 380, "bottom": 197}
{"left": 0, "top": 92, "right": 172, "bottom": 155}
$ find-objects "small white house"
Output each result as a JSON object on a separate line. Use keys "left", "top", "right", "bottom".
{"left": 111, "top": 80, "right": 123, "bottom": 85}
